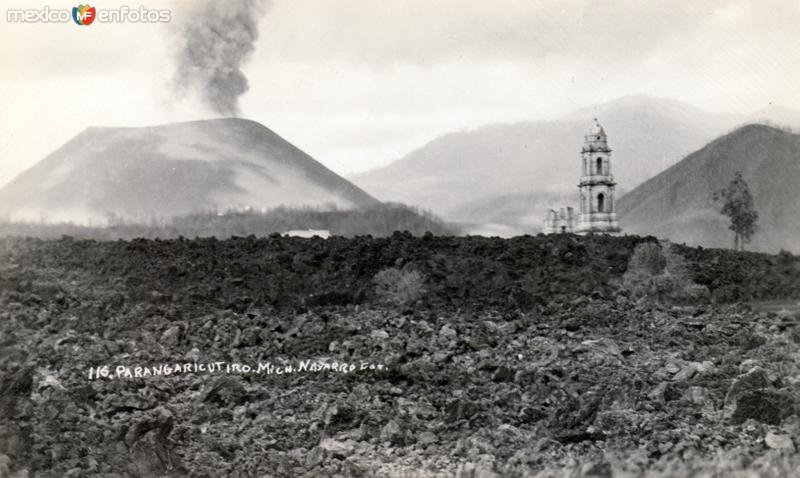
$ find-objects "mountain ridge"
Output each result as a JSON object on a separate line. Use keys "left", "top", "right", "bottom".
{"left": 348, "top": 95, "right": 749, "bottom": 220}
{"left": 350, "top": 96, "right": 800, "bottom": 233}
{"left": 617, "top": 124, "right": 800, "bottom": 252}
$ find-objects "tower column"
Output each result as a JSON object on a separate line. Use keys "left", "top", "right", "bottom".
{"left": 577, "top": 119, "right": 621, "bottom": 234}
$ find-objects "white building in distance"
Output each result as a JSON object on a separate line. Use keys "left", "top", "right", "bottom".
{"left": 544, "top": 119, "right": 621, "bottom": 234}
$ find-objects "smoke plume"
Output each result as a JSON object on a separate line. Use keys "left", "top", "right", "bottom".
{"left": 174, "top": 0, "right": 267, "bottom": 116}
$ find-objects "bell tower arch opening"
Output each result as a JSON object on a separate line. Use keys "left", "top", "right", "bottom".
{"left": 596, "top": 157, "right": 603, "bottom": 175}
{"left": 597, "top": 192, "right": 605, "bottom": 213}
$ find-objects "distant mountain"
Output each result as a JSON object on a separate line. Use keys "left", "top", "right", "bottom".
{"left": 349, "top": 96, "right": 800, "bottom": 229}
{"left": 618, "top": 124, "right": 800, "bottom": 253}
{"left": 0, "top": 119, "right": 379, "bottom": 224}
{"left": 350, "top": 96, "right": 742, "bottom": 221}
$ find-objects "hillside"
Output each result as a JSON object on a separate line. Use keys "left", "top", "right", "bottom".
{"left": 349, "top": 96, "right": 743, "bottom": 221}
{"left": 0, "top": 204, "right": 456, "bottom": 240}
{"left": 618, "top": 124, "right": 800, "bottom": 252}
{"left": 0, "top": 119, "right": 379, "bottom": 224}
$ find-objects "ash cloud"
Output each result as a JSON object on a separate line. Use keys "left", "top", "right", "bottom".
{"left": 173, "top": 0, "right": 268, "bottom": 116}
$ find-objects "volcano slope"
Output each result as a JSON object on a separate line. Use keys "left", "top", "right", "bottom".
{"left": 0, "top": 118, "right": 379, "bottom": 224}
{"left": 1, "top": 234, "right": 800, "bottom": 477}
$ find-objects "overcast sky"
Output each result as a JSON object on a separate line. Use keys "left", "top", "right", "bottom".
{"left": 1, "top": 0, "right": 799, "bottom": 186}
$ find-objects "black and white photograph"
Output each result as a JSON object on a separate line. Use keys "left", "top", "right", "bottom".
{"left": 2, "top": 0, "right": 800, "bottom": 476}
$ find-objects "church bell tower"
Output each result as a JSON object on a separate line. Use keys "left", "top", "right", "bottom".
{"left": 577, "top": 119, "right": 620, "bottom": 234}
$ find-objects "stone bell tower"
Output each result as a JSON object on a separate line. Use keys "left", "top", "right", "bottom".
{"left": 577, "top": 119, "right": 621, "bottom": 234}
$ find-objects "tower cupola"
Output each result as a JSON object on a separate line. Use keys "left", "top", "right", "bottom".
{"left": 583, "top": 118, "right": 609, "bottom": 152}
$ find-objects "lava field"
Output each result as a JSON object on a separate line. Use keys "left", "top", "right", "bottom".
{"left": 1, "top": 234, "right": 800, "bottom": 477}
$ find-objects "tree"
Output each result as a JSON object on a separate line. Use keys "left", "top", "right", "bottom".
{"left": 713, "top": 172, "right": 758, "bottom": 251}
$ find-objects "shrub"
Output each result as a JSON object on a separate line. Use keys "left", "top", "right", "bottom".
{"left": 623, "top": 241, "right": 709, "bottom": 304}
{"left": 626, "top": 242, "right": 666, "bottom": 276}
{"left": 372, "top": 267, "right": 426, "bottom": 306}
